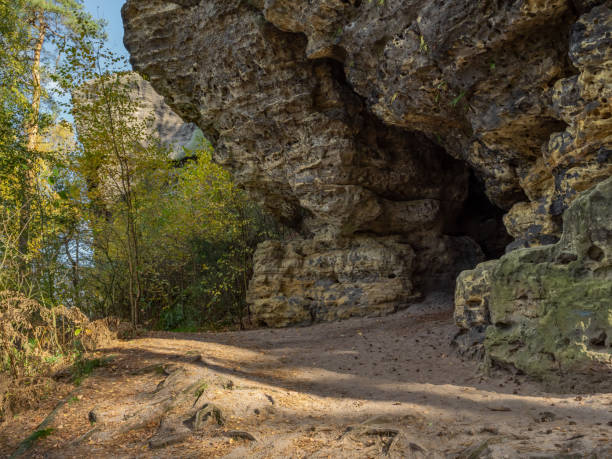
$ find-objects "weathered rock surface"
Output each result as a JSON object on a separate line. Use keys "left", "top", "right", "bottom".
{"left": 454, "top": 260, "right": 498, "bottom": 358}
{"left": 122, "top": 0, "right": 611, "bottom": 328}
{"left": 455, "top": 177, "right": 612, "bottom": 388}
{"left": 77, "top": 72, "right": 200, "bottom": 160}
{"left": 250, "top": 235, "right": 483, "bottom": 327}
{"left": 248, "top": 237, "right": 418, "bottom": 327}
{"left": 117, "top": 72, "right": 201, "bottom": 160}
{"left": 259, "top": 1, "right": 611, "bottom": 245}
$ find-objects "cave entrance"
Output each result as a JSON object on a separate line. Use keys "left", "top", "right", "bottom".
{"left": 447, "top": 170, "right": 513, "bottom": 260}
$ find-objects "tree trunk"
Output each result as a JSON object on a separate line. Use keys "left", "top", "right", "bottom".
{"left": 27, "top": 12, "right": 46, "bottom": 151}
{"left": 18, "top": 12, "right": 47, "bottom": 271}
{"left": 98, "top": 75, "right": 141, "bottom": 328}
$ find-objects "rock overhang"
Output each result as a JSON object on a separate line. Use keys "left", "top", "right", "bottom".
{"left": 121, "top": 0, "right": 611, "bottom": 386}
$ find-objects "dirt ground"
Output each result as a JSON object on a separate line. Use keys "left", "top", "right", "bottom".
{"left": 1, "top": 293, "right": 611, "bottom": 458}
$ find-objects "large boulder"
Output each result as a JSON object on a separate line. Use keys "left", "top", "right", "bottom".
{"left": 455, "top": 178, "right": 612, "bottom": 389}
{"left": 248, "top": 237, "right": 418, "bottom": 327}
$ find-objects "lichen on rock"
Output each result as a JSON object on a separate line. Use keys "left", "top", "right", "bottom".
{"left": 456, "top": 177, "right": 612, "bottom": 389}
{"left": 453, "top": 260, "right": 498, "bottom": 358}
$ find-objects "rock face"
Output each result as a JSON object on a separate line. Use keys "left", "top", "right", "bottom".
{"left": 456, "top": 177, "right": 612, "bottom": 389}
{"left": 454, "top": 260, "right": 498, "bottom": 359}
{"left": 122, "top": 0, "right": 486, "bottom": 326}
{"left": 249, "top": 234, "right": 483, "bottom": 327}
{"left": 248, "top": 237, "right": 418, "bottom": 327}
{"left": 122, "top": 0, "right": 611, "bottom": 338}
{"left": 122, "top": 72, "right": 201, "bottom": 160}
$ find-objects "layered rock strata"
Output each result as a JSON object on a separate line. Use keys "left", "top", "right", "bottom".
{"left": 122, "top": 1, "right": 611, "bottom": 331}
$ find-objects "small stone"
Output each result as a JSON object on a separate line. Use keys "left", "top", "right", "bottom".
{"left": 88, "top": 409, "right": 101, "bottom": 424}
{"left": 534, "top": 411, "right": 557, "bottom": 423}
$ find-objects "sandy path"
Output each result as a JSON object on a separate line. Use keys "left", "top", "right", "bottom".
{"left": 1, "top": 293, "right": 610, "bottom": 458}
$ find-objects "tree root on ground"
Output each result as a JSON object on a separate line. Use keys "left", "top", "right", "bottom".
{"left": 75, "top": 359, "right": 266, "bottom": 451}
{"left": 10, "top": 387, "right": 83, "bottom": 458}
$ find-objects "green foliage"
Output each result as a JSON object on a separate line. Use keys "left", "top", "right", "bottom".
{"left": 18, "top": 427, "right": 55, "bottom": 453}
{"left": 0, "top": 0, "right": 29, "bottom": 145}
{"left": 142, "top": 145, "right": 273, "bottom": 328}
{"left": 0, "top": 0, "right": 102, "bottom": 304}
{"left": 24, "top": 0, "right": 104, "bottom": 91}
{"left": 194, "top": 381, "right": 208, "bottom": 398}
{"left": 450, "top": 91, "right": 466, "bottom": 107}
{"left": 1, "top": 4, "right": 278, "bottom": 374}
{"left": 69, "top": 51, "right": 279, "bottom": 330}
{"left": 77, "top": 130, "right": 278, "bottom": 329}
{"left": 71, "top": 354, "right": 109, "bottom": 386}
{"left": 4, "top": 3, "right": 277, "bottom": 424}
{"left": 25, "top": 0, "right": 101, "bottom": 34}
{"left": 0, "top": 6, "right": 109, "bottom": 411}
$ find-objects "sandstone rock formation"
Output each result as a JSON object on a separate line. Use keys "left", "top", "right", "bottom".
{"left": 114, "top": 72, "right": 202, "bottom": 160}
{"left": 122, "top": 0, "right": 611, "bottom": 344}
{"left": 456, "top": 177, "right": 611, "bottom": 389}
{"left": 77, "top": 72, "right": 200, "bottom": 160}
{"left": 453, "top": 260, "right": 498, "bottom": 359}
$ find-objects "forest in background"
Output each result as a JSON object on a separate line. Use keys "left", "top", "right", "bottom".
{"left": 0, "top": 0, "right": 278, "bottom": 399}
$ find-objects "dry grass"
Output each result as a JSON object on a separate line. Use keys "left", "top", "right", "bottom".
{"left": 0, "top": 291, "right": 114, "bottom": 420}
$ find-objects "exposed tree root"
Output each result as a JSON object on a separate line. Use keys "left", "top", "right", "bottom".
{"left": 5, "top": 308, "right": 612, "bottom": 458}
{"left": 10, "top": 388, "right": 82, "bottom": 458}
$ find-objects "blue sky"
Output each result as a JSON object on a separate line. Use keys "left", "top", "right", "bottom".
{"left": 50, "top": 1, "right": 129, "bottom": 121}
{"left": 83, "top": 0, "right": 129, "bottom": 61}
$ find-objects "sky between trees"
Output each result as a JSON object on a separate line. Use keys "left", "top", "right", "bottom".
{"left": 83, "top": 0, "right": 128, "bottom": 61}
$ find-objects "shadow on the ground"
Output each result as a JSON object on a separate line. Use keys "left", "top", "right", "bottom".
{"left": 89, "top": 305, "right": 612, "bottom": 425}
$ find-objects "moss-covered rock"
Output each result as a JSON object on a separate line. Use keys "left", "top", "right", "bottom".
{"left": 456, "top": 177, "right": 611, "bottom": 389}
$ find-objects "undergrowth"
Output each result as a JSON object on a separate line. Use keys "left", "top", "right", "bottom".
{"left": 0, "top": 291, "right": 113, "bottom": 421}
{"left": 20, "top": 428, "right": 54, "bottom": 450}
{"left": 71, "top": 355, "right": 113, "bottom": 386}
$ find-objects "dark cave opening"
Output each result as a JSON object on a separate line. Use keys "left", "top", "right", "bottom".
{"left": 316, "top": 54, "right": 513, "bottom": 285}
{"left": 447, "top": 171, "right": 513, "bottom": 260}
{"left": 308, "top": 50, "right": 513, "bottom": 297}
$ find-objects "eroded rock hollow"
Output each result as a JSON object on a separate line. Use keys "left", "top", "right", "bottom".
{"left": 122, "top": 1, "right": 611, "bottom": 380}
